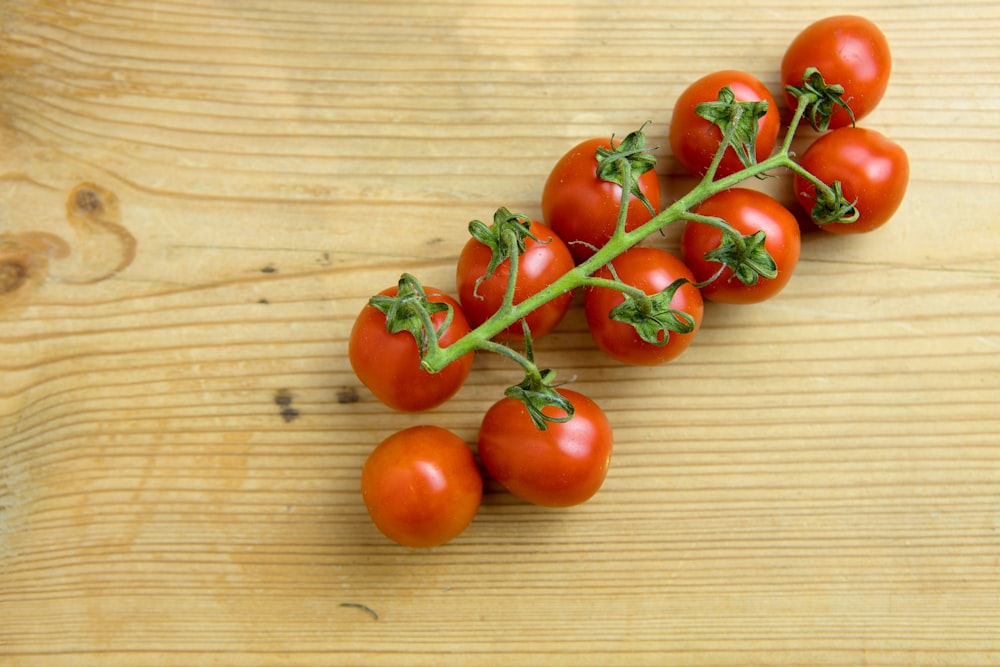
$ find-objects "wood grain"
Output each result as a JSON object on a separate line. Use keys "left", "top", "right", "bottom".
{"left": 2, "top": 1, "right": 999, "bottom": 665}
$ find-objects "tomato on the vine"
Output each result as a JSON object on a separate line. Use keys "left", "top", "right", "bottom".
{"left": 349, "top": 284, "right": 474, "bottom": 412}
{"left": 782, "top": 15, "right": 892, "bottom": 130}
{"left": 669, "top": 70, "right": 780, "bottom": 178}
{"left": 584, "top": 247, "right": 703, "bottom": 366}
{"left": 542, "top": 136, "right": 661, "bottom": 264}
{"left": 793, "top": 126, "right": 909, "bottom": 234}
{"left": 477, "top": 389, "right": 612, "bottom": 508}
{"left": 456, "top": 217, "right": 575, "bottom": 340}
{"left": 682, "top": 188, "right": 801, "bottom": 304}
{"left": 361, "top": 425, "right": 482, "bottom": 548}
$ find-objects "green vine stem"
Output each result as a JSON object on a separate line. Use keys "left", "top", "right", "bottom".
{"left": 411, "top": 86, "right": 849, "bottom": 381}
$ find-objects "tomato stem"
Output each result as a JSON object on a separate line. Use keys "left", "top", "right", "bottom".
{"left": 578, "top": 274, "right": 649, "bottom": 303}
{"left": 500, "top": 226, "right": 522, "bottom": 311}
{"left": 476, "top": 338, "right": 544, "bottom": 382}
{"left": 699, "top": 98, "right": 745, "bottom": 184}
{"left": 613, "top": 156, "right": 633, "bottom": 237}
{"left": 780, "top": 92, "right": 813, "bottom": 156}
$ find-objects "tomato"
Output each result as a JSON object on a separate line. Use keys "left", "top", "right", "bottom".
{"left": 669, "top": 70, "right": 780, "bottom": 178}
{"left": 584, "top": 247, "right": 703, "bottom": 366}
{"left": 681, "top": 188, "right": 801, "bottom": 304}
{"left": 477, "top": 389, "right": 612, "bottom": 507}
{"left": 793, "top": 126, "right": 909, "bottom": 234}
{"left": 541, "top": 137, "right": 661, "bottom": 264}
{"left": 361, "top": 425, "right": 482, "bottom": 548}
{"left": 456, "top": 218, "right": 575, "bottom": 340}
{"left": 782, "top": 15, "right": 892, "bottom": 130}
{"left": 349, "top": 284, "right": 474, "bottom": 412}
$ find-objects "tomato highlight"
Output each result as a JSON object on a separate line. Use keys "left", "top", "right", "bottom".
{"left": 478, "top": 389, "right": 613, "bottom": 507}
{"left": 782, "top": 15, "right": 892, "bottom": 130}
{"left": 669, "top": 70, "right": 780, "bottom": 178}
{"left": 794, "top": 127, "right": 909, "bottom": 234}
{"left": 349, "top": 283, "right": 474, "bottom": 412}
{"left": 457, "top": 214, "right": 575, "bottom": 340}
{"left": 542, "top": 135, "right": 661, "bottom": 263}
{"left": 682, "top": 188, "right": 801, "bottom": 303}
{"left": 361, "top": 425, "right": 483, "bottom": 548}
{"left": 585, "top": 247, "right": 703, "bottom": 366}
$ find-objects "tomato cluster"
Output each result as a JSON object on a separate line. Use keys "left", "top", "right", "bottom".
{"left": 349, "top": 15, "right": 907, "bottom": 548}
{"left": 785, "top": 18, "right": 908, "bottom": 234}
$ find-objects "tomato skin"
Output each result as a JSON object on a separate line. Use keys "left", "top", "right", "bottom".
{"left": 584, "top": 247, "right": 703, "bottom": 366}
{"left": 456, "top": 219, "right": 575, "bottom": 340}
{"left": 669, "top": 70, "right": 780, "bottom": 178}
{"left": 361, "top": 425, "right": 482, "bottom": 548}
{"left": 541, "top": 137, "right": 661, "bottom": 263}
{"left": 793, "top": 127, "right": 909, "bottom": 234}
{"left": 782, "top": 15, "right": 892, "bottom": 129}
{"left": 477, "top": 389, "right": 613, "bottom": 508}
{"left": 682, "top": 188, "right": 801, "bottom": 304}
{"left": 349, "top": 286, "right": 474, "bottom": 412}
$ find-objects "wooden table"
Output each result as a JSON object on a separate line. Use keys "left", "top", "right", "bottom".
{"left": 2, "top": 2, "right": 998, "bottom": 665}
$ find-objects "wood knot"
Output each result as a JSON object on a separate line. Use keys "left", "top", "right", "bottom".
{"left": 68, "top": 182, "right": 119, "bottom": 222}
{"left": 59, "top": 181, "right": 136, "bottom": 283}
{"left": 274, "top": 389, "right": 300, "bottom": 423}
{"left": 0, "top": 261, "right": 28, "bottom": 294}
{"left": 73, "top": 186, "right": 104, "bottom": 215}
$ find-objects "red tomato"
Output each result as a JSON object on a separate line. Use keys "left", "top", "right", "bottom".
{"left": 477, "top": 389, "right": 612, "bottom": 507}
{"left": 456, "top": 218, "right": 575, "bottom": 340}
{"left": 361, "top": 425, "right": 482, "bottom": 548}
{"left": 584, "top": 247, "right": 703, "bottom": 366}
{"left": 682, "top": 188, "right": 801, "bottom": 304}
{"left": 793, "top": 126, "right": 909, "bottom": 234}
{"left": 669, "top": 70, "right": 780, "bottom": 178}
{"left": 349, "top": 285, "right": 474, "bottom": 411}
{"left": 541, "top": 137, "right": 661, "bottom": 263}
{"left": 782, "top": 15, "right": 892, "bottom": 130}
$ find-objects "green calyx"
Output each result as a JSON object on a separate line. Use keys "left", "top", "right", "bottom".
{"left": 807, "top": 180, "right": 860, "bottom": 225}
{"left": 595, "top": 124, "right": 658, "bottom": 215}
{"left": 369, "top": 273, "right": 451, "bottom": 358}
{"left": 785, "top": 67, "right": 856, "bottom": 132}
{"left": 467, "top": 207, "right": 540, "bottom": 295}
{"left": 504, "top": 368, "right": 574, "bottom": 431}
{"left": 501, "top": 322, "right": 573, "bottom": 430}
{"left": 703, "top": 228, "right": 778, "bottom": 286}
{"left": 695, "top": 86, "right": 770, "bottom": 171}
{"left": 607, "top": 278, "right": 697, "bottom": 346}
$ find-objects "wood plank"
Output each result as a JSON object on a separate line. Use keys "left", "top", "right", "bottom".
{"left": 2, "top": 1, "right": 999, "bottom": 665}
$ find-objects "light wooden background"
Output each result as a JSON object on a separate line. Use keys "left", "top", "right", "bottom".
{"left": 2, "top": 1, "right": 998, "bottom": 665}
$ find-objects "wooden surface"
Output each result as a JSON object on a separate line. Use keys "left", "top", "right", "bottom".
{"left": 2, "top": 1, "right": 999, "bottom": 665}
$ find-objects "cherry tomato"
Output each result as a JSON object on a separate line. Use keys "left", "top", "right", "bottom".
{"left": 682, "top": 188, "right": 801, "bottom": 304}
{"left": 584, "top": 247, "right": 703, "bottom": 366}
{"left": 456, "top": 218, "right": 575, "bottom": 340}
{"left": 541, "top": 137, "right": 661, "bottom": 263}
{"left": 349, "top": 285, "right": 474, "bottom": 412}
{"left": 669, "top": 70, "right": 780, "bottom": 178}
{"left": 361, "top": 425, "right": 482, "bottom": 548}
{"left": 782, "top": 15, "right": 892, "bottom": 130}
{"left": 793, "top": 126, "right": 909, "bottom": 234}
{"left": 477, "top": 389, "right": 612, "bottom": 507}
